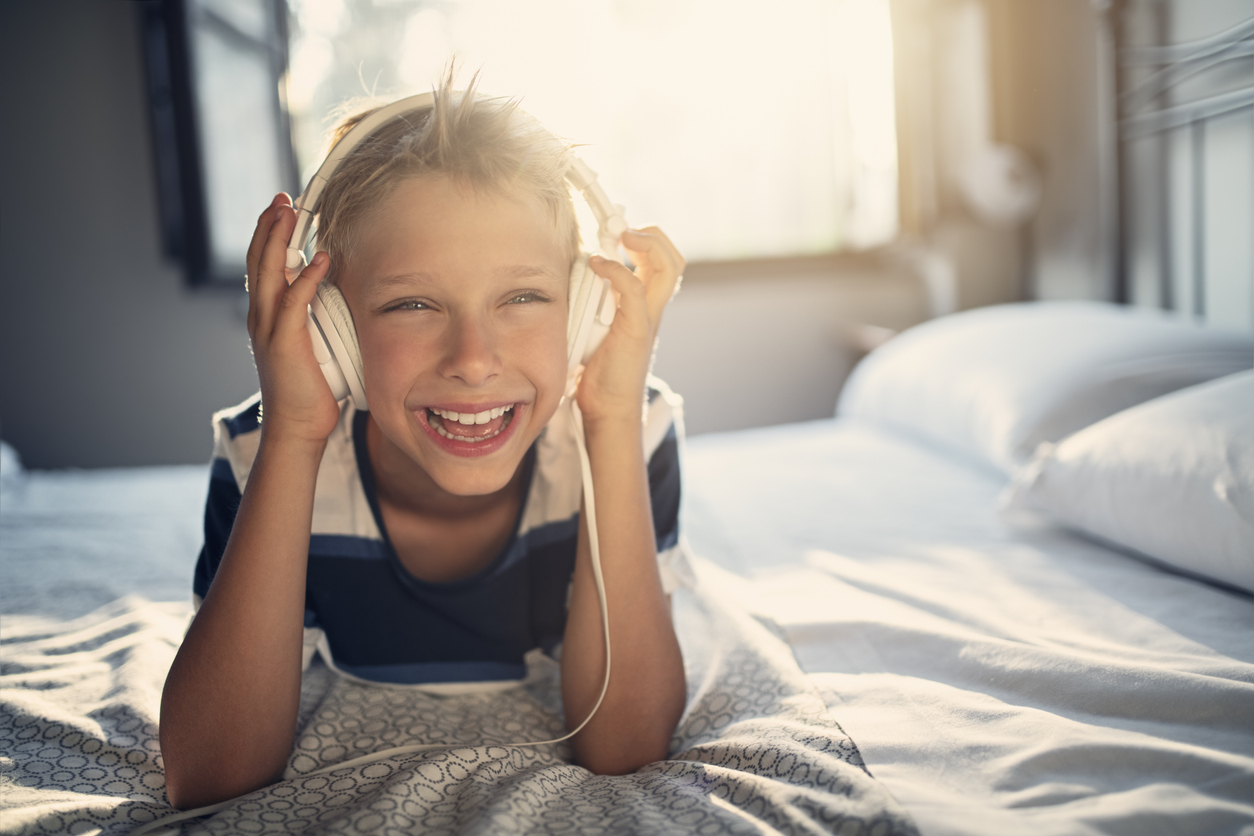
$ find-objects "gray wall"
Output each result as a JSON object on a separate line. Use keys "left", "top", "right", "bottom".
{"left": 654, "top": 258, "right": 931, "bottom": 436}
{"left": 1, "top": 1, "right": 260, "bottom": 469}
{"left": 987, "top": 0, "right": 1112, "bottom": 303}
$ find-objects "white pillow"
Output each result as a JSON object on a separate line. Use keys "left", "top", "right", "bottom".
{"left": 1002, "top": 371, "right": 1254, "bottom": 594}
{"left": 837, "top": 302, "right": 1253, "bottom": 474}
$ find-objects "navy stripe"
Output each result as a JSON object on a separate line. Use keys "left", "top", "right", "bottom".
{"left": 210, "top": 456, "right": 235, "bottom": 482}
{"left": 309, "top": 534, "right": 389, "bottom": 560}
{"left": 333, "top": 659, "right": 527, "bottom": 684}
{"left": 658, "top": 528, "right": 679, "bottom": 553}
{"left": 194, "top": 458, "right": 242, "bottom": 599}
{"left": 222, "top": 399, "right": 261, "bottom": 439}
{"left": 518, "top": 517, "right": 578, "bottom": 550}
{"left": 647, "top": 429, "right": 681, "bottom": 554}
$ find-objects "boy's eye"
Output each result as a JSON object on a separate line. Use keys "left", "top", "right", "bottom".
{"left": 388, "top": 299, "right": 430, "bottom": 312}
{"left": 508, "top": 291, "right": 550, "bottom": 305}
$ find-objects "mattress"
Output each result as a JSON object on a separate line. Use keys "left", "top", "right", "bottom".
{"left": 682, "top": 417, "right": 1254, "bottom": 836}
{"left": 3, "top": 301, "right": 1251, "bottom": 834}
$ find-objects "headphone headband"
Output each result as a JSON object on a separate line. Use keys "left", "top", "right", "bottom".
{"left": 285, "top": 92, "right": 626, "bottom": 271}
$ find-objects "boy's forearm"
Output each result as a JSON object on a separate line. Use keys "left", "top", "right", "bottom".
{"left": 160, "top": 432, "right": 325, "bottom": 809}
{"left": 561, "top": 415, "right": 686, "bottom": 775}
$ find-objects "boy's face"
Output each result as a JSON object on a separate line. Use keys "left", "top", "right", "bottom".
{"left": 339, "top": 175, "right": 570, "bottom": 497}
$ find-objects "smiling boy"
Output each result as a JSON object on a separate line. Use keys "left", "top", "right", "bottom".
{"left": 159, "top": 78, "right": 689, "bottom": 809}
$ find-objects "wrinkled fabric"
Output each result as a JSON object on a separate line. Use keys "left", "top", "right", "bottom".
{"left": 0, "top": 589, "right": 915, "bottom": 835}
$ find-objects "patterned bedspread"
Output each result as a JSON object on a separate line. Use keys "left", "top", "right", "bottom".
{"left": 1, "top": 579, "right": 916, "bottom": 835}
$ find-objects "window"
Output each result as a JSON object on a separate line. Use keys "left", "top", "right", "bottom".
{"left": 145, "top": 0, "right": 899, "bottom": 283}
{"left": 286, "top": 0, "right": 898, "bottom": 262}
{"left": 141, "top": 0, "right": 299, "bottom": 285}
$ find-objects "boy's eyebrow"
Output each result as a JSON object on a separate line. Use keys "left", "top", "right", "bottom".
{"left": 495, "top": 264, "right": 565, "bottom": 283}
{"left": 369, "top": 264, "right": 565, "bottom": 293}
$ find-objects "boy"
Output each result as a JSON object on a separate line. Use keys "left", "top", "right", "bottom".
{"left": 159, "top": 77, "right": 689, "bottom": 809}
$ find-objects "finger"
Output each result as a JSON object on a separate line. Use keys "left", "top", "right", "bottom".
{"left": 589, "top": 255, "right": 648, "bottom": 336}
{"left": 246, "top": 195, "right": 289, "bottom": 335}
{"left": 627, "top": 225, "right": 685, "bottom": 272}
{"left": 244, "top": 194, "right": 287, "bottom": 280}
{"left": 620, "top": 228, "right": 683, "bottom": 286}
{"left": 619, "top": 228, "right": 684, "bottom": 320}
{"left": 253, "top": 203, "right": 299, "bottom": 341}
{"left": 273, "top": 252, "right": 330, "bottom": 341}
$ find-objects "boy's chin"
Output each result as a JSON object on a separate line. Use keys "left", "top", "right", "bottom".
{"left": 425, "top": 459, "right": 523, "bottom": 497}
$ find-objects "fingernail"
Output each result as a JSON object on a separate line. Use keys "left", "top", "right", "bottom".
{"left": 590, "top": 254, "right": 604, "bottom": 263}
{"left": 270, "top": 193, "right": 284, "bottom": 207}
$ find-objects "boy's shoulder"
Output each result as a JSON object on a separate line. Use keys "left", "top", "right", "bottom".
{"left": 210, "top": 393, "right": 358, "bottom": 494}
{"left": 518, "top": 375, "right": 683, "bottom": 535}
{"left": 209, "top": 393, "right": 262, "bottom": 490}
{"left": 644, "top": 374, "right": 684, "bottom": 457}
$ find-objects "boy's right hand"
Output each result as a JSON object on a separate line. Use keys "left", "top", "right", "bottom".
{"left": 245, "top": 193, "right": 340, "bottom": 447}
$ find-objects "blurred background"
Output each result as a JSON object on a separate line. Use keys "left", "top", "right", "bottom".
{"left": 1, "top": 0, "right": 1250, "bottom": 468}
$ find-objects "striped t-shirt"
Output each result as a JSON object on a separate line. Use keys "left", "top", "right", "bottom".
{"left": 193, "top": 379, "right": 690, "bottom": 687}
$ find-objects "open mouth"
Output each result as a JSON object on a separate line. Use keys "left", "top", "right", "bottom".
{"left": 425, "top": 404, "right": 515, "bottom": 443}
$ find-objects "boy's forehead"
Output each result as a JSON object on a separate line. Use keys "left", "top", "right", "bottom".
{"left": 347, "top": 176, "right": 571, "bottom": 285}
{"left": 384, "top": 175, "right": 563, "bottom": 235}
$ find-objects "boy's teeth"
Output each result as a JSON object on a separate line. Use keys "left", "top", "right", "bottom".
{"left": 432, "top": 404, "right": 512, "bottom": 424}
{"left": 428, "top": 404, "right": 515, "bottom": 443}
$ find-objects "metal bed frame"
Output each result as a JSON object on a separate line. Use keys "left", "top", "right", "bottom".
{"left": 1109, "top": 3, "right": 1254, "bottom": 318}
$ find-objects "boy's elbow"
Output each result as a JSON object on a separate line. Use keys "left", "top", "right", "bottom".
{"left": 163, "top": 760, "right": 278, "bottom": 811}
{"left": 160, "top": 729, "right": 284, "bottom": 811}
{"left": 164, "top": 773, "right": 206, "bottom": 812}
{"left": 578, "top": 748, "right": 666, "bottom": 776}
{"left": 574, "top": 731, "right": 672, "bottom": 776}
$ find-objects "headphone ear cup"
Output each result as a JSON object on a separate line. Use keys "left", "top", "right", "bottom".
{"left": 567, "top": 254, "right": 595, "bottom": 375}
{"left": 566, "top": 253, "right": 615, "bottom": 378}
{"left": 311, "top": 281, "right": 369, "bottom": 410}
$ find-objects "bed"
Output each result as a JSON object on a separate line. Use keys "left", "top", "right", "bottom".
{"left": 2, "top": 301, "right": 1252, "bottom": 835}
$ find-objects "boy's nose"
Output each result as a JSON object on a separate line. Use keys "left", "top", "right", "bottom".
{"left": 440, "top": 316, "right": 502, "bottom": 386}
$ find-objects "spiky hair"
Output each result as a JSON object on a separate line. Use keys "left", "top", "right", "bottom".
{"left": 312, "top": 68, "right": 580, "bottom": 284}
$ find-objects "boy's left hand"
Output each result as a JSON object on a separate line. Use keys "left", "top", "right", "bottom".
{"left": 575, "top": 227, "right": 685, "bottom": 426}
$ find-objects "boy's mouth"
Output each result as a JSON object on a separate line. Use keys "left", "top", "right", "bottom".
{"left": 425, "top": 404, "right": 515, "bottom": 443}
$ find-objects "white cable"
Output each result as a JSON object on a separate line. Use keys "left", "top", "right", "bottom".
{"left": 133, "top": 398, "right": 611, "bottom": 836}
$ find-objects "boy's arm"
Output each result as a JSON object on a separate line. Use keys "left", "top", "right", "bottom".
{"left": 160, "top": 196, "right": 339, "bottom": 809}
{"left": 561, "top": 416, "right": 686, "bottom": 774}
{"left": 561, "top": 227, "right": 687, "bottom": 774}
{"left": 161, "top": 435, "right": 324, "bottom": 808}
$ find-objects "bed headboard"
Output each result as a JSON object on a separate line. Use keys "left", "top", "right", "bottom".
{"left": 1110, "top": 2, "right": 1254, "bottom": 332}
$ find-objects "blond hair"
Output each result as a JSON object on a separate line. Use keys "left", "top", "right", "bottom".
{"left": 313, "top": 69, "right": 580, "bottom": 284}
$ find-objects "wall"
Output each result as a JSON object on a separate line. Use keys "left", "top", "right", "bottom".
{"left": 986, "top": 0, "right": 1111, "bottom": 302}
{"left": 0, "top": 1, "right": 260, "bottom": 469}
{"left": 890, "top": 0, "right": 1111, "bottom": 310}
{"left": 654, "top": 256, "right": 931, "bottom": 436}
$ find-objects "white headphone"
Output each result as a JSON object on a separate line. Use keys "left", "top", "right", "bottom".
{"left": 284, "top": 92, "right": 626, "bottom": 411}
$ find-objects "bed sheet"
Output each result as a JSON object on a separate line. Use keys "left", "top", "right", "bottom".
{"left": 682, "top": 419, "right": 1254, "bottom": 836}
{"left": 0, "top": 463, "right": 916, "bottom": 835}
{"left": 0, "top": 465, "right": 207, "bottom": 620}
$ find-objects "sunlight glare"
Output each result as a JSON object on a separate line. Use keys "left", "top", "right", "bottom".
{"left": 286, "top": 35, "right": 332, "bottom": 111}
{"left": 837, "top": 0, "right": 898, "bottom": 172}
{"left": 286, "top": 0, "right": 900, "bottom": 259}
